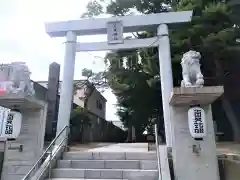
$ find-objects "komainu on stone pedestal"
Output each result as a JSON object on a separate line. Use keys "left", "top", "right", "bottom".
{"left": 0, "top": 62, "right": 35, "bottom": 96}
{"left": 181, "top": 50, "right": 204, "bottom": 87}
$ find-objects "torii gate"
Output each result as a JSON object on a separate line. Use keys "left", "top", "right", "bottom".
{"left": 45, "top": 11, "right": 193, "bottom": 147}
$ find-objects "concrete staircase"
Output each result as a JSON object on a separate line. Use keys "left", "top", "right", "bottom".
{"left": 46, "top": 151, "right": 158, "bottom": 180}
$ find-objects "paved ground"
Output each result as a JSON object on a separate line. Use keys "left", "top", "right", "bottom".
{"left": 68, "top": 142, "right": 240, "bottom": 155}
{"left": 86, "top": 143, "right": 149, "bottom": 152}
{"left": 216, "top": 142, "right": 240, "bottom": 155}
{"left": 69, "top": 143, "right": 149, "bottom": 152}
{"left": 69, "top": 143, "right": 113, "bottom": 151}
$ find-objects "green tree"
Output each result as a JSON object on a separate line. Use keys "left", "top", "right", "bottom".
{"left": 82, "top": 0, "right": 240, "bottom": 141}
{"left": 171, "top": 0, "right": 240, "bottom": 141}
{"left": 70, "top": 106, "right": 91, "bottom": 142}
{"left": 81, "top": 0, "right": 180, "bottom": 141}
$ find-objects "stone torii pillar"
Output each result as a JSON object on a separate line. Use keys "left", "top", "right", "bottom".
{"left": 44, "top": 11, "right": 193, "bottom": 148}
{"left": 158, "top": 24, "right": 173, "bottom": 147}
{"left": 56, "top": 31, "right": 77, "bottom": 138}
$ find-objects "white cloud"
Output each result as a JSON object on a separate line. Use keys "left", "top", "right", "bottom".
{"left": 0, "top": 0, "right": 120, "bottom": 121}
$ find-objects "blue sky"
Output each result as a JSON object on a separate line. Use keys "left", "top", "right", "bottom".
{"left": 0, "top": 0, "right": 119, "bottom": 121}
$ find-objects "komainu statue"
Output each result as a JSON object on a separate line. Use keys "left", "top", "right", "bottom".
{"left": 181, "top": 50, "right": 204, "bottom": 87}
{"left": 0, "top": 62, "right": 35, "bottom": 96}
{"left": 9, "top": 62, "right": 35, "bottom": 96}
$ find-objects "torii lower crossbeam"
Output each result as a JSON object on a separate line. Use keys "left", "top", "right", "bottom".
{"left": 76, "top": 37, "right": 159, "bottom": 51}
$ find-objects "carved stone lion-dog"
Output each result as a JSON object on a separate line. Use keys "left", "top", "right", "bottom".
{"left": 181, "top": 50, "right": 204, "bottom": 87}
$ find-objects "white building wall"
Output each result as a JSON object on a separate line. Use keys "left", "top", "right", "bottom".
{"left": 37, "top": 81, "right": 106, "bottom": 119}
{"left": 73, "top": 88, "right": 85, "bottom": 108}
{"left": 87, "top": 89, "right": 106, "bottom": 120}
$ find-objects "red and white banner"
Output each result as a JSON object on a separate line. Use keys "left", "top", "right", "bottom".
{"left": 0, "top": 81, "right": 9, "bottom": 95}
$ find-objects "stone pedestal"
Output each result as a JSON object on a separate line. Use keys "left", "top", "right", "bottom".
{"left": 0, "top": 93, "right": 47, "bottom": 180}
{"left": 169, "top": 86, "right": 223, "bottom": 180}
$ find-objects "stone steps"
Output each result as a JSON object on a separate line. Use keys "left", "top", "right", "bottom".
{"left": 51, "top": 168, "right": 158, "bottom": 179}
{"left": 46, "top": 179, "right": 127, "bottom": 180}
{"left": 63, "top": 152, "right": 157, "bottom": 160}
{"left": 57, "top": 160, "right": 157, "bottom": 170}
{"left": 50, "top": 151, "right": 158, "bottom": 180}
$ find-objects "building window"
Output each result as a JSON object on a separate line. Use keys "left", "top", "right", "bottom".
{"left": 96, "top": 100, "right": 103, "bottom": 110}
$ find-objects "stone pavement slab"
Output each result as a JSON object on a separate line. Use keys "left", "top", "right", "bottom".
{"left": 86, "top": 143, "right": 149, "bottom": 152}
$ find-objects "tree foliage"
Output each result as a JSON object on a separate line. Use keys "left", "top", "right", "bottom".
{"left": 172, "top": 0, "right": 240, "bottom": 83}
{"left": 82, "top": 0, "right": 240, "bottom": 141}
{"left": 69, "top": 106, "right": 92, "bottom": 142}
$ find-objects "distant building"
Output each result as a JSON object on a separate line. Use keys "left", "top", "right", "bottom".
{"left": 36, "top": 62, "right": 109, "bottom": 141}
{"left": 32, "top": 80, "right": 125, "bottom": 143}
{"left": 37, "top": 80, "right": 107, "bottom": 120}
